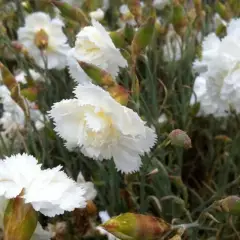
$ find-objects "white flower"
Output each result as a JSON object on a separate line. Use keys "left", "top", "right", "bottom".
{"left": 118, "top": 4, "right": 137, "bottom": 27}
{"left": 163, "top": 27, "right": 183, "bottom": 62}
{"left": 0, "top": 196, "right": 51, "bottom": 240}
{"left": 191, "top": 18, "right": 240, "bottom": 117}
{"left": 193, "top": 33, "right": 221, "bottom": 73}
{"left": 97, "top": 211, "right": 119, "bottom": 240}
{"left": 153, "top": 0, "right": 170, "bottom": 10}
{"left": 77, "top": 172, "right": 97, "bottom": 201}
{"left": 68, "top": 19, "right": 127, "bottom": 83}
{"left": 0, "top": 153, "right": 87, "bottom": 217}
{"left": 89, "top": 8, "right": 105, "bottom": 21}
{"left": 49, "top": 84, "right": 157, "bottom": 173}
{"left": 17, "top": 12, "right": 70, "bottom": 69}
{"left": 158, "top": 113, "right": 167, "bottom": 124}
{"left": 0, "top": 85, "right": 45, "bottom": 132}
{"left": 15, "top": 69, "right": 43, "bottom": 84}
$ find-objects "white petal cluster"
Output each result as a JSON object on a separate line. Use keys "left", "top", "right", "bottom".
{"left": 15, "top": 69, "right": 43, "bottom": 84}
{"left": 77, "top": 172, "right": 97, "bottom": 201}
{"left": 17, "top": 12, "right": 70, "bottom": 69}
{"left": 192, "top": 18, "right": 240, "bottom": 117}
{"left": 68, "top": 19, "right": 127, "bottom": 83}
{"left": 118, "top": 4, "right": 137, "bottom": 27}
{"left": 153, "top": 0, "right": 170, "bottom": 10}
{"left": 0, "top": 196, "right": 51, "bottom": 240}
{"left": 0, "top": 85, "right": 45, "bottom": 134}
{"left": 49, "top": 84, "right": 157, "bottom": 173}
{"left": 89, "top": 8, "right": 105, "bottom": 21}
{"left": 0, "top": 153, "right": 86, "bottom": 217}
{"left": 163, "top": 26, "right": 183, "bottom": 62}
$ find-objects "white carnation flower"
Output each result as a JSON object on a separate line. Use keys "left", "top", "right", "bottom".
{"left": 89, "top": 8, "right": 105, "bottom": 21}
{"left": 191, "top": 18, "right": 240, "bottom": 117}
{"left": 17, "top": 12, "right": 70, "bottom": 69}
{"left": 68, "top": 19, "right": 127, "bottom": 83}
{"left": 15, "top": 69, "right": 43, "bottom": 84}
{"left": 49, "top": 84, "right": 157, "bottom": 173}
{"left": 77, "top": 172, "right": 97, "bottom": 201}
{"left": 0, "top": 196, "right": 51, "bottom": 240}
{"left": 0, "top": 153, "right": 87, "bottom": 217}
{"left": 153, "top": 0, "right": 170, "bottom": 10}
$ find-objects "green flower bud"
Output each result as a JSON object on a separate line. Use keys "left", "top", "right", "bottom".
{"left": 101, "top": 213, "right": 171, "bottom": 240}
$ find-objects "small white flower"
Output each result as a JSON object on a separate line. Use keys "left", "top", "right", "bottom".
{"left": 97, "top": 211, "right": 119, "bottom": 240}
{"left": 163, "top": 27, "right": 183, "bottom": 62}
{"left": 49, "top": 84, "right": 157, "bottom": 173}
{"left": 68, "top": 19, "right": 127, "bottom": 83}
{"left": 158, "top": 113, "right": 168, "bottom": 124}
{"left": 77, "top": 172, "right": 97, "bottom": 201}
{"left": 89, "top": 8, "right": 105, "bottom": 21}
{"left": 0, "top": 196, "right": 51, "bottom": 240}
{"left": 118, "top": 4, "right": 137, "bottom": 27}
{"left": 0, "top": 153, "right": 87, "bottom": 217}
{"left": 0, "top": 85, "right": 45, "bottom": 132}
{"left": 15, "top": 69, "right": 43, "bottom": 84}
{"left": 17, "top": 12, "right": 70, "bottom": 69}
{"left": 153, "top": 0, "right": 170, "bottom": 10}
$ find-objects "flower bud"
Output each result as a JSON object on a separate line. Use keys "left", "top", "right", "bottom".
{"left": 127, "top": 0, "right": 142, "bottom": 24}
{"left": 131, "top": 16, "right": 155, "bottom": 57}
{"left": 100, "top": 213, "right": 171, "bottom": 240}
{"left": 168, "top": 129, "right": 192, "bottom": 149}
{"left": 109, "top": 31, "right": 126, "bottom": 49}
{"left": 34, "top": 29, "right": 49, "bottom": 49}
{"left": 215, "top": 196, "right": 240, "bottom": 216}
{"left": 4, "top": 196, "right": 38, "bottom": 240}
{"left": 107, "top": 85, "right": 129, "bottom": 106}
{"left": 78, "top": 61, "right": 115, "bottom": 87}
{"left": 21, "top": 87, "right": 38, "bottom": 102}
{"left": 51, "top": 0, "right": 89, "bottom": 26}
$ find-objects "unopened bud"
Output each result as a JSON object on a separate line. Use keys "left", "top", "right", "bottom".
{"left": 107, "top": 85, "right": 129, "bottom": 106}
{"left": 131, "top": 16, "right": 155, "bottom": 57}
{"left": 215, "top": 196, "right": 240, "bottom": 216}
{"left": 4, "top": 195, "right": 38, "bottom": 240}
{"left": 101, "top": 213, "right": 171, "bottom": 240}
{"left": 168, "top": 129, "right": 192, "bottom": 149}
{"left": 34, "top": 29, "right": 49, "bottom": 49}
{"left": 78, "top": 61, "right": 115, "bottom": 87}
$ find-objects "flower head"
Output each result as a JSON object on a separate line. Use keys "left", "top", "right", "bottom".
{"left": 17, "top": 12, "right": 70, "bottom": 69}
{"left": 89, "top": 9, "right": 105, "bottom": 21}
{"left": 49, "top": 84, "right": 157, "bottom": 173}
{"left": 191, "top": 18, "right": 240, "bottom": 117}
{"left": 0, "top": 153, "right": 86, "bottom": 217}
{"left": 68, "top": 19, "right": 127, "bottom": 83}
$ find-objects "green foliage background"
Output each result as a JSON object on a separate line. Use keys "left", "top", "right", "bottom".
{"left": 1, "top": 0, "right": 240, "bottom": 239}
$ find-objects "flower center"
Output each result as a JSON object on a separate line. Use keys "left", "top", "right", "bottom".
{"left": 34, "top": 29, "right": 49, "bottom": 50}
{"left": 83, "top": 107, "right": 119, "bottom": 147}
